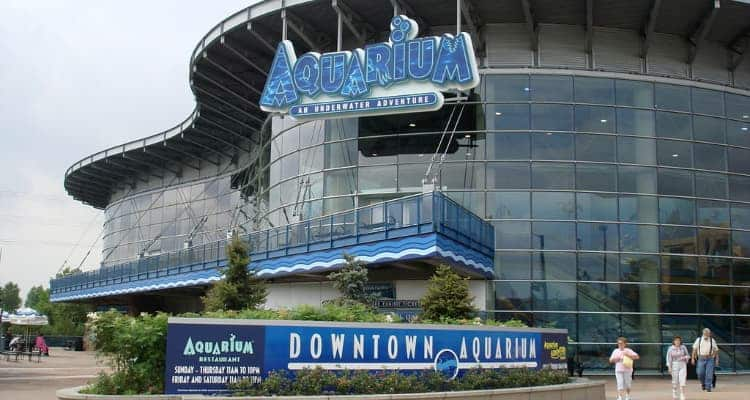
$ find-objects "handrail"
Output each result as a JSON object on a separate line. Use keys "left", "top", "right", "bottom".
{"left": 50, "top": 191, "right": 494, "bottom": 295}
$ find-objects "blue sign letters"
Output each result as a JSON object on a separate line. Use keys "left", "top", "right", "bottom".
{"left": 259, "top": 15, "right": 480, "bottom": 119}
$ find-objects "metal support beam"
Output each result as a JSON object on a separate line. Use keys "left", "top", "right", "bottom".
{"left": 165, "top": 142, "right": 220, "bottom": 167}
{"left": 107, "top": 157, "right": 162, "bottom": 180}
{"left": 198, "top": 115, "right": 255, "bottom": 146}
{"left": 143, "top": 148, "right": 199, "bottom": 171}
{"left": 641, "top": 0, "right": 662, "bottom": 58}
{"left": 331, "top": 0, "right": 375, "bottom": 45}
{"left": 521, "top": 0, "right": 539, "bottom": 51}
{"left": 85, "top": 160, "right": 145, "bottom": 184}
{"left": 247, "top": 22, "right": 277, "bottom": 54}
{"left": 219, "top": 39, "right": 269, "bottom": 77}
{"left": 193, "top": 69, "right": 262, "bottom": 110}
{"left": 284, "top": 10, "right": 332, "bottom": 51}
{"left": 390, "top": 0, "right": 430, "bottom": 34}
{"left": 73, "top": 168, "right": 123, "bottom": 186}
{"left": 688, "top": 0, "right": 721, "bottom": 65}
{"left": 201, "top": 56, "right": 264, "bottom": 97}
{"left": 193, "top": 86, "right": 265, "bottom": 125}
{"left": 122, "top": 153, "right": 180, "bottom": 177}
{"left": 729, "top": 28, "right": 750, "bottom": 71}
{"left": 585, "top": 0, "right": 593, "bottom": 55}
{"left": 181, "top": 133, "right": 233, "bottom": 160}
{"left": 460, "top": 0, "right": 485, "bottom": 56}
{"left": 200, "top": 103, "right": 261, "bottom": 144}
{"left": 192, "top": 126, "right": 249, "bottom": 154}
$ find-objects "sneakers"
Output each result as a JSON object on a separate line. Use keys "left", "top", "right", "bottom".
{"left": 616, "top": 396, "right": 622, "bottom": 400}
{"left": 672, "top": 389, "right": 678, "bottom": 399}
{"left": 680, "top": 393, "right": 685, "bottom": 400}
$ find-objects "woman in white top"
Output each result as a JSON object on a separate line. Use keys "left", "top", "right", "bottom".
{"left": 666, "top": 336, "right": 690, "bottom": 400}
{"left": 609, "top": 336, "right": 640, "bottom": 400}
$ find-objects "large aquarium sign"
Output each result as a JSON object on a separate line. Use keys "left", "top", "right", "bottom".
{"left": 259, "top": 15, "right": 480, "bottom": 120}
{"left": 165, "top": 318, "right": 567, "bottom": 395}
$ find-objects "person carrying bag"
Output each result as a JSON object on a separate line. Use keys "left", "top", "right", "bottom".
{"left": 691, "top": 328, "right": 719, "bottom": 392}
{"left": 609, "top": 337, "right": 640, "bottom": 400}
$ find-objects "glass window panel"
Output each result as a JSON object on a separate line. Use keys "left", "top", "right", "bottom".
{"left": 620, "top": 254, "right": 660, "bottom": 282}
{"left": 658, "top": 169, "right": 693, "bottom": 196}
{"left": 358, "top": 165, "right": 396, "bottom": 194}
{"left": 659, "top": 197, "right": 695, "bottom": 225}
{"left": 726, "top": 93, "right": 750, "bottom": 120}
{"left": 486, "top": 132, "right": 530, "bottom": 160}
{"left": 495, "top": 251, "right": 531, "bottom": 280}
{"left": 730, "top": 175, "right": 750, "bottom": 201}
{"left": 487, "top": 162, "right": 530, "bottom": 189}
{"left": 531, "top": 132, "right": 574, "bottom": 160}
{"left": 325, "top": 118, "right": 357, "bottom": 141}
{"left": 323, "top": 196, "right": 354, "bottom": 214}
{"left": 576, "top": 134, "right": 616, "bottom": 162}
{"left": 578, "top": 316, "right": 619, "bottom": 343}
{"left": 727, "top": 119, "right": 750, "bottom": 147}
{"left": 732, "top": 230, "right": 750, "bottom": 257}
{"left": 621, "top": 284, "right": 660, "bottom": 314}
{"left": 656, "top": 111, "right": 692, "bottom": 139}
{"left": 574, "top": 77, "right": 615, "bottom": 104}
{"left": 574, "top": 105, "right": 615, "bottom": 133}
{"left": 660, "top": 226, "right": 696, "bottom": 254}
{"left": 617, "top": 108, "right": 655, "bottom": 136}
{"left": 440, "top": 162, "right": 485, "bottom": 190}
{"left": 532, "top": 192, "right": 575, "bottom": 219}
{"left": 578, "top": 253, "right": 618, "bottom": 281}
{"left": 736, "top": 293, "right": 750, "bottom": 320}
{"left": 697, "top": 200, "right": 729, "bottom": 227}
{"left": 618, "top": 166, "right": 657, "bottom": 194}
{"left": 535, "top": 313, "right": 577, "bottom": 341}
{"left": 620, "top": 194, "right": 659, "bottom": 223}
{"left": 494, "top": 221, "right": 530, "bottom": 249}
{"left": 661, "top": 255, "right": 697, "bottom": 284}
{"left": 532, "top": 251, "right": 576, "bottom": 280}
{"left": 577, "top": 222, "right": 619, "bottom": 251}
{"left": 728, "top": 147, "right": 750, "bottom": 174}
{"left": 694, "top": 143, "right": 726, "bottom": 171}
{"left": 697, "top": 229, "right": 730, "bottom": 256}
{"left": 616, "top": 79, "right": 653, "bottom": 108}
{"left": 358, "top": 138, "right": 398, "bottom": 166}
{"left": 698, "top": 257, "right": 731, "bottom": 284}
{"left": 733, "top": 259, "right": 750, "bottom": 286}
{"left": 486, "top": 104, "right": 529, "bottom": 130}
{"left": 299, "top": 146, "right": 324, "bottom": 173}
{"left": 620, "top": 224, "right": 659, "bottom": 252}
{"left": 487, "top": 192, "right": 530, "bottom": 219}
{"left": 531, "top": 162, "right": 574, "bottom": 189}
{"left": 397, "top": 163, "right": 427, "bottom": 192}
{"left": 445, "top": 191, "right": 485, "bottom": 217}
{"left": 280, "top": 152, "right": 299, "bottom": 179}
{"left": 731, "top": 203, "right": 750, "bottom": 229}
{"left": 695, "top": 171, "right": 727, "bottom": 199}
{"left": 576, "top": 163, "right": 617, "bottom": 192}
{"left": 531, "top": 104, "right": 573, "bottom": 131}
{"left": 531, "top": 222, "right": 576, "bottom": 250}
{"left": 324, "top": 168, "right": 356, "bottom": 196}
{"left": 397, "top": 134, "right": 438, "bottom": 163}
{"left": 700, "top": 286, "right": 730, "bottom": 315}
{"left": 485, "top": 75, "right": 530, "bottom": 102}
{"left": 530, "top": 75, "right": 573, "bottom": 102}
{"left": 325, "top": 141, "right": 357, "bottom": 168}
{"left": 617, "top": 136, "right": 656, "bottom": 165}
{"left": 692, "top": 88, "right": 724, "bottom": 116}
{"left": 494, "top": 282, "right": 531, "bottom": 310}
{"left": 532, "top": 282, "right": 576, "bottom": 311}
{"left": 655, "top": 83, "right": 691, "bottom": 112}
{"left": 693, "top": 115, "right": 725, "bottom": 143}
{"left": 577, "top": 192, "right": 618, "bottom": 221}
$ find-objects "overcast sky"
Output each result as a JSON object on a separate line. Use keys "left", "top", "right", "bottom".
{"left": 0, "top": 0, "right": 256, "bottom": 303}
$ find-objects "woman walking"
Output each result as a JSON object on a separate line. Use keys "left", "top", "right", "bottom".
{"left": 609, "top": 337, "right": 640, "bottom": 400}
{"left": 667, "top": 336, "right": 690, "bottom": 400}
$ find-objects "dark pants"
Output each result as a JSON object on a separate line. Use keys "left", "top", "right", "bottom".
{"left": 696, "top": 357, "right": 715, "bottom": 390}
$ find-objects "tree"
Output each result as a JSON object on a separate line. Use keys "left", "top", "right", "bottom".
{"left": 202, "top": 234, "right": 267, "bottom": 311}
{"left": 25, "top": 285, "right": 49, "bottom": 309}
{"left": 1, "top": 282, "right": 21, "bottom": 312}
{"left": 328, "top": 253, "right": 375, "bottom": 305}
{"left": 420, "top": 265, "right": 476, "bottom": 320}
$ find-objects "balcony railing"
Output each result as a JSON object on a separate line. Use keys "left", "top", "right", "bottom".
{"left": 50, "top": 191, "right": 494, "bottom": 298}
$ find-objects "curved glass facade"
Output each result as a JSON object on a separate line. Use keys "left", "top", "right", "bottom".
{"left": 99, "top": 71, "right": 750, "bottom": 372}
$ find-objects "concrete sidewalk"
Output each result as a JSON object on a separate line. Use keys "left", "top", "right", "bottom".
{"left": 600, "top": 374, "right": 749, "bottom": 400}
{"left": 0, "top": 347, "right": 106, "bottom": 400}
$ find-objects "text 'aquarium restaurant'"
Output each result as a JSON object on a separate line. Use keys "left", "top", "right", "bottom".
{"left": 51, "top": 0, "right": 750, "bottom": 373}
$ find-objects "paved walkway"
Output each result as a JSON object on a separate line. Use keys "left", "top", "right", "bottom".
{"left": 0, "top": 347, "right": 105, "bottom": 400}
{"left": 599, "top": 374, "right": 749, "bottom": 400}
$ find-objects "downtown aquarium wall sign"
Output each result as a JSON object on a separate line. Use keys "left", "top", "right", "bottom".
{"left": 259, "top": 15, "right": 480, "bottom": 119}
{"left": 165, "top": 317, "right": 568, "bottom": 395}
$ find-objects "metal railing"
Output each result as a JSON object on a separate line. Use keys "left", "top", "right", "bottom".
{"left": 50, "top": 191, "right": 494, "bottom": 297}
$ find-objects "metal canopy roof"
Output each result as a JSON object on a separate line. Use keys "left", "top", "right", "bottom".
{"left": 65, "top": 0, "right": 750, "bottom": 209}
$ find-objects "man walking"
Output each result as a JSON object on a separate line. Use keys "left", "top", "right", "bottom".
{"left": 691, "top": 328, "right": 719, "bottom": 392}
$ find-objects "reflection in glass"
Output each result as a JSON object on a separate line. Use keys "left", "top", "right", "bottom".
{"left": 692, "top": 88, "right": 725, "bottom": 116}
{"left": 532, "top": 222, "right": 576, "bottom": 250}
{"left": 618, "top": 136, "right": 656, "bottom": 165}
{"left": 485, "top": 75, "right": 530, "bottom": 102}
{"left": 695, "top": 172, "right": 727, "bottom": 199}
{"left": 486, "top": 132, "right": 530, "bottom": 160}
{"left": 694, "top": 143, "right": 726, "bottom": 171}
{"left": 660, "top": 226, "right": 696, "bottom": 255}
{"left": 494, "top": 221, "right": 530, "bottom": 249}
{"left": 698, "top": 257, "right": 730, "bottom": 284}
{"left": 578, "top": 253, "right": 618, "bottom": 281}
{"left": 532, "top": 282, "right": 576, "bottom": 311}
{"left": 531, "top": 104, "right": 573, "bottom": 131}
{"left": 495, "top": 251, "right": 531, "bottom": 279}
{"left": 728, "top": 147, "right": 750, "bottom": 174}
{"left": 530, "top": 75, "right": 573, "bottom": 102}
{"left": 576, "top": 164, "right": 617, "bottom": 192}
{"left": 577, "top": 223, "right": 619, "bottom": 252}
{"left": 487, "top": 192, "right": 530, "bottom": 219}
{"left": 531, "top": 162, "right": 574, "bottom": 189}
{"left": 495, "top": 282, "right": 531, "bottom": 310}
{"left": 532, "top": 251, "right": 576, "bottom": 280}
{"left": 619, "top": 166, "right": 657, "bottom": 194}
{"left": 620, "top": 254, "right": 659, "bottom": 282}
{"left": 487, "top": 162, "right": 530, "bottom": 189}
{"left": 532, "top": 192, "right": 575, "bottom": 219}
{"left": 576, "top": 134, "right": 616, "bottom": 162}
{"left": 617, "top": 108, "right": 655, "bottom": 136}
{"left": 661, "top": 255, "right": 696, "bottom": 284}
{"left": 575, "top": 105, "right": 615, "bottom": 133}
{"left": 655, "top": 83, "right": 691, "bottom": 112}
{"left": 696, "top": 200, "right": 729, "bottom": 227}
{"left": 487, "top": 104, "right": 529, "bottom": 130}
{"left": 658, "top": 169, "right": 693, "bottom": 196}
{"left": 659, "top": 197, "right": 695, "bottom": 225}
{"left": 656, "top": 111, "right": 692, "bottom": 139}
{"left": 577, "top": 192, "right": 618, "bottom": 221}
{"left": 531, "top": 132, "right": 574, "bottom": 160}
{"left": 616, "top": 79, "right": 653, "bottom": 108}
{"left": 693, "top": 115, "right": 725, "bottom": 143}
{"left": 657, "top": 139, "right": 692, "bottom": 168}
{"left": 574, "top": 77, "right": 615, "bottom": 104}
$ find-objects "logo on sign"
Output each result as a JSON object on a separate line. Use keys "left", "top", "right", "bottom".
{"left": 259, "top": 15, "right": 480, "bottom": 119}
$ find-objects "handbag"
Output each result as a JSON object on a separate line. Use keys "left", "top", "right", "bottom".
{"left": 622, "top": 355, "right": 634, "bottom": 369}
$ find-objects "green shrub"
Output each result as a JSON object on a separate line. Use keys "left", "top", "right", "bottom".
{"left": 202, "top": 234, "right": 267, "bottom": 311}
{"left": 229, "top": 367, "right": 568, "bottom": 396}
{"left": 421, "top": 265, "right": 476, "bottom": 320}
{"left": 327, "top": 253, "right": 376, "bottom": 305}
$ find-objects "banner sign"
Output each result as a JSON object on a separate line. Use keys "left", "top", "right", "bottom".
{"left": 165, "top": 318, "right": 567, "bottom": 395}
{"left": 259, "top": 15, "right": 480, "bottom": 120}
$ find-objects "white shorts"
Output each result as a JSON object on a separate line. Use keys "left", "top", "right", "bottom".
{"left": 671, "top": 361, "right": 687, "bottom": 387}
{"left": 615, "top": 370, "right": 633, "bottom": 391}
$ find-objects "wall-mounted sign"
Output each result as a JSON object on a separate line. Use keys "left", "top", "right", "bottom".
{"left": 165, "top": 318, "right": 567, "bottom": 395}
{"left": 260, "top": 15, "right": 480, "bottom": 120}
